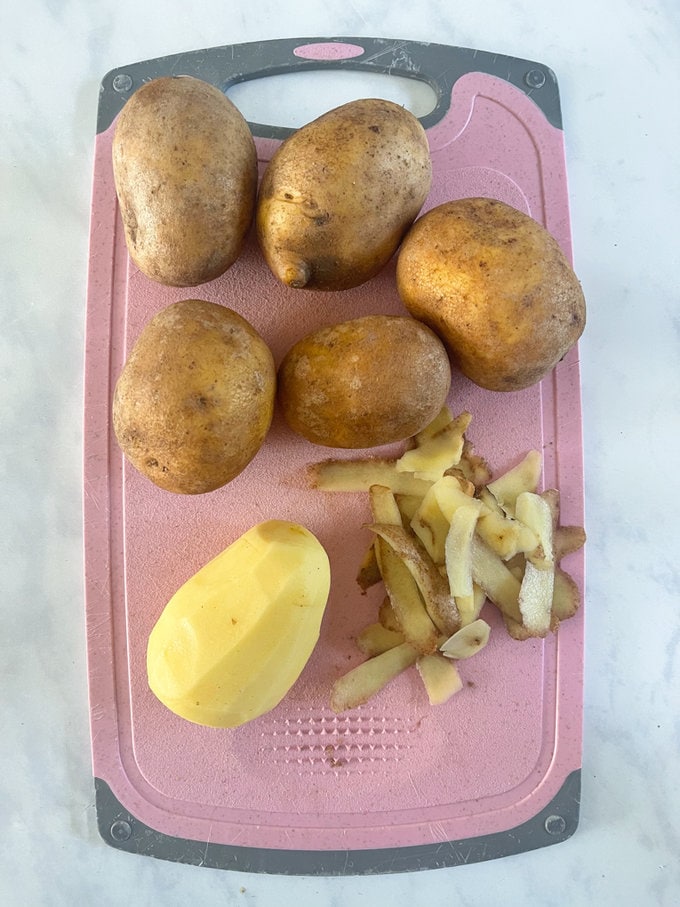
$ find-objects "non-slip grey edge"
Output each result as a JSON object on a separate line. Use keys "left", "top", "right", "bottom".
{"left": 96, "top": 36, "right": 562, "bottom": 136}
{"left": 94, "top": 769, "right": 580, "bottom": 875}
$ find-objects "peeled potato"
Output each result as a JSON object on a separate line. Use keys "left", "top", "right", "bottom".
{"left": 396, "top": 198, "right": 586, "bottom": 391}
{"left": 147, "top": 520, "right": 331, "bottom": 727}
{"left": 277, "top": 315, "right": 451, "bottom": 448}
{"left": 257, "top": 98, "right": 432, "bottom": 290}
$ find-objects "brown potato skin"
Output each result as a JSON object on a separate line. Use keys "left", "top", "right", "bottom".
{"left": 257, "top": 99, "right": 432, "bottom": 291}
{"left": 113, "top": 300, "right": 276, "bottom": 494}
{"left": 112, "top": 77, "right": 257, "bottom": 287}
{"left": 278, "top": 316, "right": 451, "bottom": 448}
{"left": 396, "top": 198, "right": 586, "bottom": 391}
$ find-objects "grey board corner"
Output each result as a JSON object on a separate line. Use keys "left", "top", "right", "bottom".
{"left": 96, "top": 36, "right": 562, "bottom": 136}
{"left": 94, "top": 769, "right": 580, "bottom": 875}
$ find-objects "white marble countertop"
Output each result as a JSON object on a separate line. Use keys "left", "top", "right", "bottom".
{"left": 3, "top": 1, "right": 679, "bottom": 904}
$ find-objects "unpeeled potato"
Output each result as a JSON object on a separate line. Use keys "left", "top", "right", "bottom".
{"left": 257, "top": 98, "right": 432, "bottom": 290}
{"left": 396, "top": 198, "right": 586, "bottom": 391}
{"left": 112, "top": 76, "right": 257, "bottom": 287}
{"left": 278, "top": 315, "right": 451, "bottom": 448}
{"left": 113, "top": 299, "right": 276, "bottom": 494}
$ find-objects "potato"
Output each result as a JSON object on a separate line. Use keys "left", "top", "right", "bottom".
{"left": 396, "top": 198, "right": 586, "bottom": 391}
{"left": 147, "top": 520, "right": 331, "bottom": 727}
{"left": 112, "top": 76, "right": 257, "bottom": 287}
{"left": 257, "top": 98, "right": 432, "bottom": 290}
{"left": 113, "top": 299, "right": 275, "bottom": 494}
{"left": 278, "top": 315, "right": 451, "bottom": 448}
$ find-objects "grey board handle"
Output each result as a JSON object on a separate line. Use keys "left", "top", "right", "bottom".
{"left": 94, "top": 769, "right": 580, "bottom": 874}
{"left": 97, "top": 36, "right": 562, "bottom": 135}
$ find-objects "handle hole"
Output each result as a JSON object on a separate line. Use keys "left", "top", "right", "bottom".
{"left": 226, "top": 70, "right": 437, "bottom": 130}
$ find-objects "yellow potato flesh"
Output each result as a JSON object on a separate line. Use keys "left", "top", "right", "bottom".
{"left": 147, "top": 520, "right": 331, "bottom": 728}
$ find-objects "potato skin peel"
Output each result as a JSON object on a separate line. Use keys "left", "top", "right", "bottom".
{"left": 112, "top": 76, "right": 258, "bottom": 287}
{"left": 396, "top": 198, "right": 586, "bottom": 391}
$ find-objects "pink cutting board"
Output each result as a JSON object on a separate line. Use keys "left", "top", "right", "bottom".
{"left": 83, "top": 37, "right": 585, "bottom": 874}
